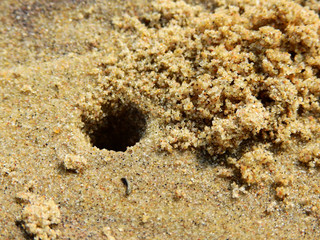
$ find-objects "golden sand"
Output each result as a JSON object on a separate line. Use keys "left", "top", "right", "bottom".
{"left": 1, "top": 0, "right": 320, "bottom": 239}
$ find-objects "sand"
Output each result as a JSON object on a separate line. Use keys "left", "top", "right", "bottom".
{"left": 1, "top": 0, "right": 320, "bottom": 239}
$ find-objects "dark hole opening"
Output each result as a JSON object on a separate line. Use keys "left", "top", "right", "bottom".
{"left": 83, "top": 103, "right": 147, "bottom": 152}
{"left": 289, "top": 51, "right": 296, "bottom": 61}
{"left": 257, "top": 90, "right": 274, "bottom": 107}
{"left": 297, "top": 105, "right": 304, "bottom": 116}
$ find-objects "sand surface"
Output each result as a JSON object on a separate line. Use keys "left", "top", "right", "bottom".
{"left": 1, "top": 0, "right": 320, "bottom": 239}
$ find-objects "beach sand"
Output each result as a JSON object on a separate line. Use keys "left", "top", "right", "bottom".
{"left": 1, "top": 0, "right": 320, "bottom": 239}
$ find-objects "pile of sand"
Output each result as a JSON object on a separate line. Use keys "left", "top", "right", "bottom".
{"left": 81, "top": 0, "right": 320, "bottom": 203}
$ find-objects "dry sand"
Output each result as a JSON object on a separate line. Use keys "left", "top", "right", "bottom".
{"left": 1, "top": 0, "right": 320, "bottom": 239}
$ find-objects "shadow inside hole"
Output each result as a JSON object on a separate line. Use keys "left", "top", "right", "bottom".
{"left": 83, "top": 103, "right": 147, "bottom": 152}
{"left": 15, "top": 220, "right": 35, "bottom": 240}
{"left": 257, "top": 90, "right": 274, "bottom": 107}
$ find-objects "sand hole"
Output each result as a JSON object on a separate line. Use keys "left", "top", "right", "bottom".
{"left": 257, "top": 90, "right": 274, "bottom": 107}
{"left": 83, "top": 103, "right": 147, "bottom": 152}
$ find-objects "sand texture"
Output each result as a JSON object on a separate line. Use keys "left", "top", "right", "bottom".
{"left": 1, "top": 0, "right": 320, "bottom": 239}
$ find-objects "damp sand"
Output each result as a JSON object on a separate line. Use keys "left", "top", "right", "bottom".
{"left": 1, "top": 0, "right": 320, "bottom": 239}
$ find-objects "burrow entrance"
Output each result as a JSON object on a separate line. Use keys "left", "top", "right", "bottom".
{"left": 82, "top": 103, "right": 147, "bottom": 152}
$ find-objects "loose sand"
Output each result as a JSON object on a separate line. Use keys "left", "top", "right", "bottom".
{"left": 1, "top": 0, "right": 320, "bottom": 239}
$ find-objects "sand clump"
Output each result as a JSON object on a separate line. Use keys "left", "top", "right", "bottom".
{"left": 63, "top": 154, "right": 87, "bottom": 173}
{"left": 16, "top": 192, "right": 61, "bottom": 240}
